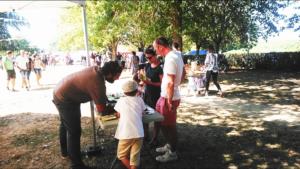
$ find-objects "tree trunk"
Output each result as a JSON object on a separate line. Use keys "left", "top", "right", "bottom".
{"left": 171, "top": 0, "right": 182, "bottom": 51}
{"left": 215, "top": 41, "right": 221, "bottom": 54}
{"left": 196, "top": 43, "right": 201, "bottom": 57}
{"left": 111, "top": 39, "right": 118, "bottom": 61}
{"left": 139, "top": 41, "right": 145, "bottom": 51}
{"left": 213, "top": 37, "right": 222, "bottom": 54}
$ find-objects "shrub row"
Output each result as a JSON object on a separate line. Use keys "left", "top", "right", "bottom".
{"left": 225, "top": 52, "right": 300, "bottom": 70}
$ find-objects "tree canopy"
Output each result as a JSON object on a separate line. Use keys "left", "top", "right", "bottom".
{"left": 183, "top": 0, "right": 287, "bottom": 53}
{"left": 0, "top": 10, "right": 29, "bottom": 51}
{"left": 285, "top": 1, "right": 300, "bottom": 32}
{"left": 56, "top": 0, "right": 296, "bottom": 57}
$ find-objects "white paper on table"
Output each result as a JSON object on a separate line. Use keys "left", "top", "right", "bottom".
{"left": 145, "top": 105, "right": 155, "bottom": 114}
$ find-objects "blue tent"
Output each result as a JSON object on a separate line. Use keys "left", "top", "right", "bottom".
{"left": 185, "top": 50, "right": 207, "bottom": 56}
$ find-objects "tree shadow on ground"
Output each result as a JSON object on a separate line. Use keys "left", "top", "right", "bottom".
{"left": 90, "top": 119, "right": 299, "bottom": 169}
{"left": 171, "top": 120, "right": 299, "bottom": 169}
{"left": 88, "top": 99, "right": 300, "bottom": 169}
{"left": 220, "top": 71, "right": 300, "bottom": 106}
{"left": 220, "top": 70, "right": 300, "bottom": 86}
{"left": 1, "top": 112, "right": 298, "bottom": 169}
{"left": 88, "top": 70, "right": 300, "bottom": 169}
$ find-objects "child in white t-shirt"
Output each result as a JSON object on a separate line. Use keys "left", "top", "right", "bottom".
{"left": 114, "top": 80, "right": 146, "bottom": 169}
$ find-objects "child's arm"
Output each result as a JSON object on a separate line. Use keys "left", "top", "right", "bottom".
{"left": 96, "top": 104, "right": 106, "bottom": 115}
{"left": 115, "top": 111, "right": 120, "bottom": 118}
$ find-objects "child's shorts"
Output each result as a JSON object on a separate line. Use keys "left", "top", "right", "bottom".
{"left": 117, "top": 138, "right": 143, "bottom": 167}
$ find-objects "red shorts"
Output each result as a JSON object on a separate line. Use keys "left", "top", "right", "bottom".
{"left": 155, "top": 97, "right": 180, "bottom": 126}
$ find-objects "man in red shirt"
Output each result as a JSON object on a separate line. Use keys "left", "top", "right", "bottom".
{"left": 53, "top": 61, "right": 122, "bottom": 169}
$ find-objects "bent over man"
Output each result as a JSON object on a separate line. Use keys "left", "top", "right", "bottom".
{"left": 53, "top": 61, "right": 122, "bottom": 169}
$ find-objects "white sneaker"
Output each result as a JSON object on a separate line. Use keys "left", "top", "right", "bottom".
{"left": 156, "top": 149, "right": 178, "bottom": 162}
{"left": 155, "top": 144, "right": 171, "bottom": 153}
{"left": 217, "top": 90, "right": 223, "bottom": 97}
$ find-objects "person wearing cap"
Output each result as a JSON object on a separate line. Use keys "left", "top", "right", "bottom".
{"left": 152, "top": 36, "right": 186, "bottom": 162}
{"left": 114, "top": 80, "right": 146, "bottom": 169}
{"left": 52, "top": 61, "right": 122, "bottom": 169}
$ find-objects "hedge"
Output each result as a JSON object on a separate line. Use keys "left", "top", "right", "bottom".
{"left": 225, "top": 52, "right": 300, "bottom": 71}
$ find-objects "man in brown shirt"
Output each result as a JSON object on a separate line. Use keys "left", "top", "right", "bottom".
{"left": 53, "top": 61, "right": 122, "bottom": 169}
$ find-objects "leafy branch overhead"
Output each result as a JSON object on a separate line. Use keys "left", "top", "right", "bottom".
{"left": 0, "top": 11, "right": 29, "bottom": 50}
{"left": 56, "top": 0, "right": 298, "bottom": 55}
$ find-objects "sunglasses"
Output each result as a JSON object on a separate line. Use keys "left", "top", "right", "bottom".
{"left": 146, "top": 56, "right": 153, "bottom": 60}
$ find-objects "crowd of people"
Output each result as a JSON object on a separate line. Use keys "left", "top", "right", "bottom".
{"left": 114, "top": 41, "right": 223, "bottom": 169}
{"left": 52, "top": 36, "right": 190, "bottom": 169}
{"left": 1, "top": 50, "right": 46, "bottom": 91}
{"left": 1, "top": 36, "right": 224, "bottom": 169}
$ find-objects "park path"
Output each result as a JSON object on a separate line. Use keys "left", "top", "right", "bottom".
{"left": 1, "top": 65, "right": 299, "bottom": 169}
{"left": 0, "top": 65, "right": 299, "bottom": 127}
{"left": 0, "top": 65, "right": 129, "bottom": 117}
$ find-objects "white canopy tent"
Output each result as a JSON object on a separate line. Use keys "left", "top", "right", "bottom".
{"left": 0, "top": 0, "right": 99, "bottom": 152}
{"left": 0, "top": 1, "right": 79, "bottom": 11}
{"left": 0, "top": 1, "right": 90, "bottom": 64}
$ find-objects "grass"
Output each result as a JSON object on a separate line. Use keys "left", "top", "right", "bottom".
{"left": 12, "top": 129, "right": 57, "bottom": 147}
{"left": 0, "top": 119, "right": 11, "bottom": 127}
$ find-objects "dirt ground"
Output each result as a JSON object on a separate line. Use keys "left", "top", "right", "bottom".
{"left": 0, "top": 70, "right": 299, "bottom": 169}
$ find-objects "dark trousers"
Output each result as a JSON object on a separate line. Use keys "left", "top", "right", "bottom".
{"left": 205, "top": 70, "right": 221, "bottom": 91}
{"left": 53, "top": 97, "right": 84, "bottom": 169}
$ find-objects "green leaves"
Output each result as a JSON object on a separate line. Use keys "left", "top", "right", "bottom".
{"left": 183, "top": 0, "right": 288, "bottom": 53}
{"left": 56, "top": 6, "right": 83, "bottom": 51}
{"left": 56, "top": 0, "right": 291, "bottom": 54}
{"left": 0, "top": 11, "right": 29, "bottom": 50}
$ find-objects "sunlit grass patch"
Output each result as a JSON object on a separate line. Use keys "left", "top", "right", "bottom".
{"left": 0, "top": 117, "right": 13, "bottom": 127}
{"left": 12, "top": 129, "right": 57, "bottom": 147}
{"left": 0, "top": 120, "right": 10, "bottom": 127}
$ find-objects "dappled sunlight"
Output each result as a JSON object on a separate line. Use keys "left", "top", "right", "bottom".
{"left": 241, "top": 159, "right": 254, "bottom": 167}
{"left": 226, "top": 130, "right": 241, "bottom": 136}
{"left": 226, "top": 120, "right": 240, "bottom": 126}
{"left": 1, "top": 68, "right": 298, "bottom": 168}
{"left": 176, "top": 71, "right": 300, "bottom": 169}
{"left": 291, "top": 87, "right": 300, "bottom": 92}
{"left": 287, "top": 149, "right": 299, "bottom": 157}
{"left": 265, "top": 143, "right": 281, "bottom": 149}
{"left": 256, "top": 139, "right": 263, "bottom": 146}
{"left": 257, "top": 163, "right": 268, "bottom": 169}
{"left": 263, "top": 114, "right": 298, "bottom": 123}
{"left": 228, "top": 163, "right": 238, "bottom": 169}
{"left": 247, "top": 126, "right": 265, "bottom": 131}
{"left": 223, "top": 154, "right": 233, "bottom": 162}
{"left": 212, "top": 118, "right": 225, "bottom": 124}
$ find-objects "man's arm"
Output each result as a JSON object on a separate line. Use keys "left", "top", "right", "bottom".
{"left": 2, "top": 57, "right": 6, "bottom": 71}
{"left": 204, "top": 53, "right": 211, "bottom": 67}
{"left": 15, "top": 58, "right": 22, "bottom": 70}
{"left": 166, "top": 74, "right": 175, "bottom": 111}
{"left": 181, "top": 67, "right": 186, "bottom": 84}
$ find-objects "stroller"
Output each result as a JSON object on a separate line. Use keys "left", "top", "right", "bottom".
{"left": 187, "top": 73, "right": 206, "bottom": 96}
